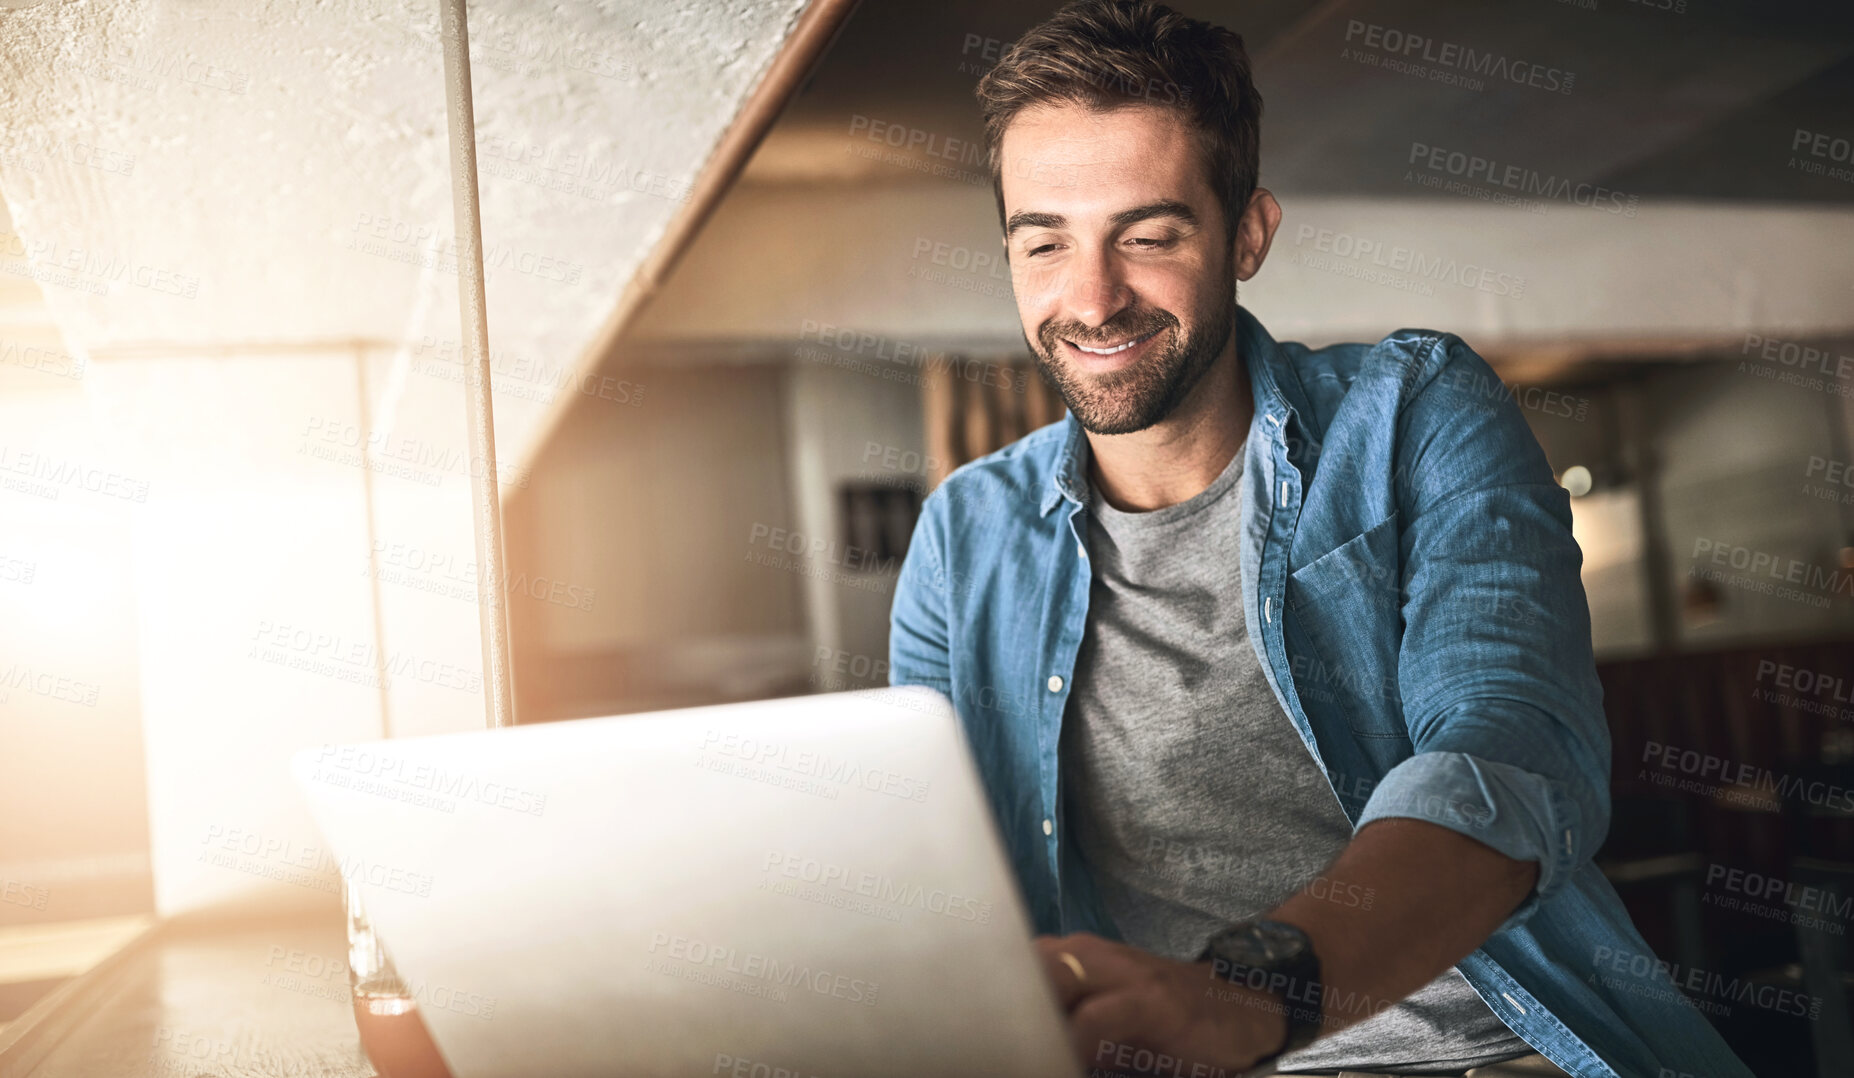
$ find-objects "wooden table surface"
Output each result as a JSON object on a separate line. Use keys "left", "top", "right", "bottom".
{"left": 1, "top": 910, "right": 377, "bottom": 1078}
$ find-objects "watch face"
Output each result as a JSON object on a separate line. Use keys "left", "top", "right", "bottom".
{"left": 1252, "top": 920, "right": 1309, "bottom": 962}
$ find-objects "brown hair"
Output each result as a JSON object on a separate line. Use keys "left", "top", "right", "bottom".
{"left": 975, "top": 0, "right": 1262, "bottom": 242}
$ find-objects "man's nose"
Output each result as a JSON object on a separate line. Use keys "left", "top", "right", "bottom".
{"left": 1057, "top": 261, "right": 1133, "bottom": 331}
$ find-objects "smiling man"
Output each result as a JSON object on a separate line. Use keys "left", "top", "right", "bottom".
{"left": 888, "top": 3, "right": 1756, "bottom": 1078}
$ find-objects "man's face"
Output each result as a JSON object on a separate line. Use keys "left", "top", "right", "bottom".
{"left": 999, "top": 102, "right": 1235, "bottom": 435}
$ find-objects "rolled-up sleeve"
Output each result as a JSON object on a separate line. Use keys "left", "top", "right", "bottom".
{"left": 889, "top": 490, "right": 952, "bottom": 694}
{"left": 1356, "top": 335, "right": 1611, "bottom": 931}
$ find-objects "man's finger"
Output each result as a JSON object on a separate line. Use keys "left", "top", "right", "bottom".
{"left": 1033, "top": 936, "right": 1093, "bottom": 1009}
{"left": 1034, "top": 934, "right": 1143, "bottom": 1010}
{"left": 1069, "top": 988, "right": 1162, "bottom": 1076}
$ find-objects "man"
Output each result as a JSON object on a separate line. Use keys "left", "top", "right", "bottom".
{"left": 888, "top": 3, "right": 1756, "bottom": 1077}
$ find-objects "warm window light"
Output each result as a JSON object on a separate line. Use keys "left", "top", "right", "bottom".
{"left": 1560, "top": 465, "right": 1593, "bottom": 497}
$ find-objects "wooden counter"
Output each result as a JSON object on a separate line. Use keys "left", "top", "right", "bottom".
{"left": 0, "top": 910, "right": 375, "bottom": 1078}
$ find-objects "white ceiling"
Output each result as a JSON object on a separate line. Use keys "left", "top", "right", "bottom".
{"left": 0, "top": 0, "right": 815, "bottom": 459}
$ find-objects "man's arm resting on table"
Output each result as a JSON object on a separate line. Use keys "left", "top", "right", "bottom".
{"left": 1269, "top": 816, "right": 1537, "bottom": 1035}
{"left": 1038, "top": 817, "right": 1537, "bottom": 1074}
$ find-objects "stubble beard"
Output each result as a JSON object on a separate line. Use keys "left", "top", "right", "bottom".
{"left": 1028, "top": 273, "right": 1236, "bottom": 436}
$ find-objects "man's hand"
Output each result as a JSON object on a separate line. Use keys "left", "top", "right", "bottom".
{"left": 1035, "top": 933, "right": 1286, "bottom": 1077}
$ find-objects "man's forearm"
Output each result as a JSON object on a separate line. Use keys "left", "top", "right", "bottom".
{"left": 1266, "top": 817, "right": 1539, "bottom": 1038}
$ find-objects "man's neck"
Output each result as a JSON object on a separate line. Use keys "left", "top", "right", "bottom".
{"left": 1085, "top": 341, "right": 1253, "bottom": 513}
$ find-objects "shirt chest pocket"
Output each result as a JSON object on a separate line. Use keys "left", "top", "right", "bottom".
{"left": 1283, "top": 512, "right": 1407, "bottom": 739}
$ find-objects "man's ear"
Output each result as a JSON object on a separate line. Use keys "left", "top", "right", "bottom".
{"left": 1232, "top": 188, "right": 1283, "bottom": 283}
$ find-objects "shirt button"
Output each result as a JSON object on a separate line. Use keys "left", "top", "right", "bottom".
{"left": 1043, "top": 818, "right": 1054, "bottom": 836}
{"left": 1047, "top": 675, "right": 1064, "bottom": 693}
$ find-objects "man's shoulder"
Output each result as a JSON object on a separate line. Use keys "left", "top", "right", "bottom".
{"left": 1267, "top": 324, "right": 1487, "bottom": 436}
{"left": 1275, "top": 326, "right": 1466, "bottom": 401}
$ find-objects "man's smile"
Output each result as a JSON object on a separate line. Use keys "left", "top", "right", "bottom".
{"left": 1059, "top": 325, "right": 1166, "bottom": 369}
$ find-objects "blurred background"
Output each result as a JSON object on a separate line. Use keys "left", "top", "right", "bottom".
{"left": 1, "top": 0, "right": 1852, "bottom": 1074}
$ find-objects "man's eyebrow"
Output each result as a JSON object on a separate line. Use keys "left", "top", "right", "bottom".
{"left": 1004, "top": 200, "right": 1198, "bottom": 238}
{"left": 1109, "top": 199, "right": 1197, "bottom": 229}
{"left": 1005, "top": 211, "right": 1065, "bottom": 236}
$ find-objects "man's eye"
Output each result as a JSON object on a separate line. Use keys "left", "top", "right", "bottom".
{"left": 1026, "top": 243, "right": 1060, "bottom": 257}
{"left": 1126, "top": 236, "right": 1173, "bottom": 249}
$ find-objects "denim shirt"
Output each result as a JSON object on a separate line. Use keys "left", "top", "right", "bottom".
{"left": 889, "top": 307, "right": 1754, "bottom": 1078}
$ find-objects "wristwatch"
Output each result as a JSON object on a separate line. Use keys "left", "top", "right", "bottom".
{"left": 1197, "top": 919, "right": 1324, "bottom": 1066}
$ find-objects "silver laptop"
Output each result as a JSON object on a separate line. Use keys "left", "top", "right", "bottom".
{"left": 292, "top": 685, "right": 1084, "bottom": 1078}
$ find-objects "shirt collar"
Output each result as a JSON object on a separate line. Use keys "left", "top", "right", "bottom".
{"left": 1040, "top": 305, "right": 1292, "bottom": 517}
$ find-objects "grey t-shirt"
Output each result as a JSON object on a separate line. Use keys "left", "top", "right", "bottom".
{"left": 1059, "top": 439, "right": 1531, "bottom": 1073}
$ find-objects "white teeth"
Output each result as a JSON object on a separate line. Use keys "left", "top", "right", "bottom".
{"left": 1073, "top": 329, "right": 1158, "bottom": 355}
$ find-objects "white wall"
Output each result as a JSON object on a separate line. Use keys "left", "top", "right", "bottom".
{"left": 88, "top": 348, "right": 493, "bottom": 915}
{"left": 634, "top": 182, "right": 1854, "bottom": 348}
{"left": 0, "top": 360, "right": 152, "bottom": 924}
{"left": 783, "top": 359, "right": 926, "bottom": 682}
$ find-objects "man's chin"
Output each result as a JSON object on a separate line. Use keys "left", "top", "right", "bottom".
{"left": 1041, "top": 363, "right": 1168, "bottom": 435}
{"left": 1071, "top": 408, "right": 1162, "bottom": 437}
{"left": 1063, "top": 388, "right": 1170, "bottom": 436}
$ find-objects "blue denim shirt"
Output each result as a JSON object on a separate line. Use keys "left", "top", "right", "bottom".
{"left": 889, "top": 307, "right": 1754, "bottom": 1078}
